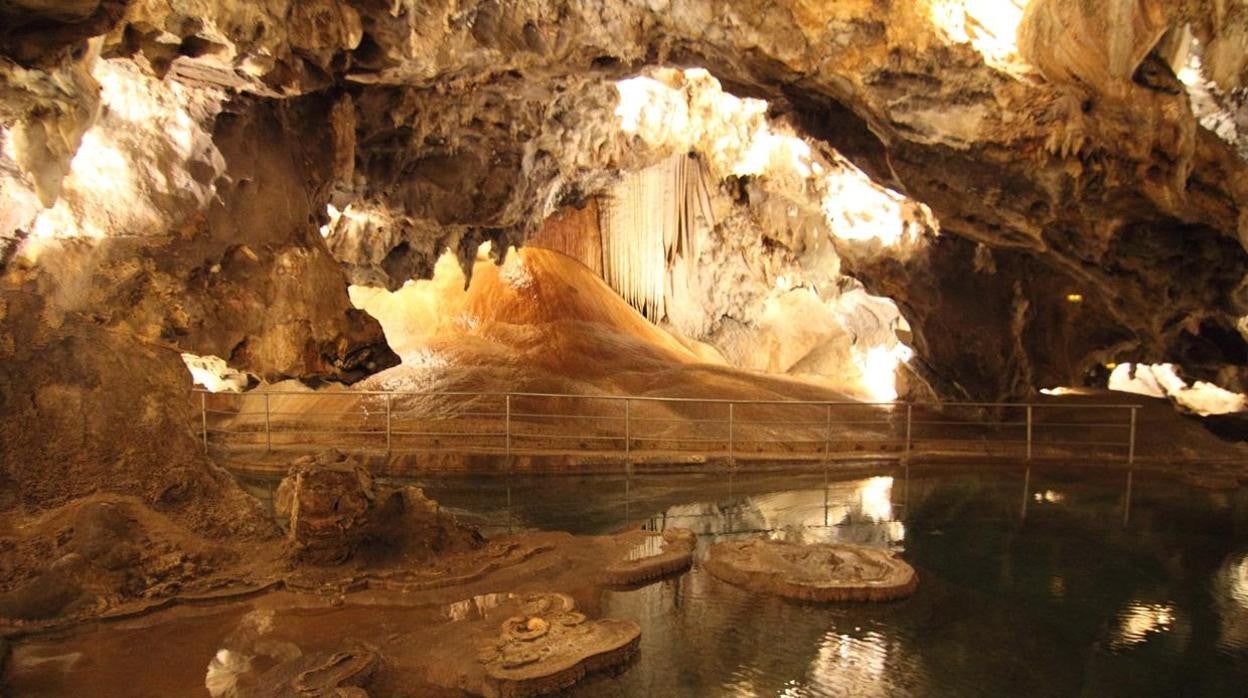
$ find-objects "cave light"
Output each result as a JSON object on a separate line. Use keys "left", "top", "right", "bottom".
{"left": 855, "top": 343, "right": 914, "bottom": 403}
{"left": 1039, "top": 387, "right": 1076, "bottom": 396}
{"left": 859, "top": 476, "right": 895, "bottom": 522}
{"left": 926, "top": 0, "right": 1031, "bottom": 74}
{"left": 29, "top": 129, "right": 132, "bottom": 241}
{"left": 319, "top": 203, "right": 341, "bottom": 237}
{"left": 613, "top": 68, "right": 931, "bottom": 250}
{"left": 181, "top": 352, "right": 250, "bottom": 393}
{"left": 1109, "top": 362, "right": 1247, "bottom": 416}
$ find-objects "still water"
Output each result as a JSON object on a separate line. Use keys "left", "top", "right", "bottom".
{"left": 414, "top": 466, "right": 1248, "bottom": 697}
{"left": 9, "top": 465, "right": 1248, "bottom": 696}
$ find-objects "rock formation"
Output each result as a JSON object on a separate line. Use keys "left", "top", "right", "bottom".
{"left": 703, "top": 538, "right": 918, "bottom": 602}
{"left": 1, "top": 0, "right": 1247, "bottom": 618}
{"left": 600, "top": 527, "right": 696, "bottom": 587}
{"left": 476, "top": 592, "right": 640, "bottom": 698}
{"left": 274, "top": 450, "right": 483, "bottom": 564}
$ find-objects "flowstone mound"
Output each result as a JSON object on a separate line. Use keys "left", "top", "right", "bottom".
{"left": 703, "top": 538, "right": 917, "bottom": 602}
{"left": 600, "top": 528, "right": 696, "bottom": 587}
{"left": 476, "top": 592, "right": 640, "bottom": 697}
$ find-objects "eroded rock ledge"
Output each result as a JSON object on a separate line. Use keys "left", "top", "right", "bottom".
{"left": 703, "top": 538, "right": 918, "bottom": 602}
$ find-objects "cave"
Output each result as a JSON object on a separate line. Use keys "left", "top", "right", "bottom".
{"left": 2, "top": 1, "right": 1248, "bottom": 696}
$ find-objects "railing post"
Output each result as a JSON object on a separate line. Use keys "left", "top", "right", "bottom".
{"left": 624, "top": 398, "right": 631, "bottom": 466}
{"left": 824, "top": 403, "right": 831, "bottom": 526}
{"left": 904, "top": 403, "right": 913, "bottom": 462}
{"left": 727, "top": 402, "right": 736, "bottom": 500}
{"left": 1021, "top": 465, "right": 1031, "bottom": 520}
{"left": 200, "top": 391, "right": 208, "bottom": 454}
{"left": 385, "top": 393, "right": 392, "bottom": 455}
{"left": 1127, "top": 406, "right": 1137, "bottom": 465}
{"left": 264, "top": 393, "right": 271, "bottom": 453}
{"left": 505, "top": 394, "right": 512, "bottom": 535}
{"left": 824, "top": 403, "right": 832, "bottom": 464}
{"left": 1025, "top": 405, "right": 1033, "bottom": 461}
{"left": 505, "top": 395, "right": 512, "bottom": 460}
{"left": 624, "top": 398, "right": 632, "bottom": 528}
{"left": 1122, "top": 468, "right": 1134, "bottom": 527}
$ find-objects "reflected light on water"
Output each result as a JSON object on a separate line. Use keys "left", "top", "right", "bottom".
{"left": 1033, "top": 490, "right": 1065, "bottom": 504}
{"left": 1215, "top": 553, "right": 1248, "bottom": 653}
{"left": 860, "top": 476, "right": 894, "bottom": 521}
{"left": 809, "top": 631, "right": 892, "bottom": 696}
{"left": 1113, "top": 602, "right": 1177, "bottom": 648}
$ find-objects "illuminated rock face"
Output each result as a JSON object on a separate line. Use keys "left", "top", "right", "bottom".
{"left": 0, "top": 0, "right": 1243, "bottom": 404}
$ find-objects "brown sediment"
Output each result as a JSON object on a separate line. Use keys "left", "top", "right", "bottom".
{"left": 703, "top": 538, "right": 918, "bottom": 602}
{"left": 600, "top": 528, "right": 696, "bottom": 587}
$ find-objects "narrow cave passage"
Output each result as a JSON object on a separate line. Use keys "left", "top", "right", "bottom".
{"left": 2, "top": 1, "right": 1248, "bottom": 697}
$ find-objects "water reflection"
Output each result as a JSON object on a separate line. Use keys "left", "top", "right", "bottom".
{"left": 642, "top": 476, "right": 905, "bottom": 550}
{"left": 1032, "top": 490, "right": 1066, "bottom": 504}
{"left": 809, "top": 631, "right": 892, "bottom": 697}
{"left": 1215, "top": 552, "right": 1248, "bottom": 653}
{"left": 204, "top": 608, "right": 300, "bottom": 697}
{"left": 1111, "top": 602, "right": 1178, "bottom": 649}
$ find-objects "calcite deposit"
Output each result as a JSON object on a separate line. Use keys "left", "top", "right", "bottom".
{"left": 476, "top": 592, "right": 640, "bottom": 698}
{"left": 703, "top": 538, "right": 918, "bottom": 602}
{"left": 600, "top": 527, "right": 696, "bottom": 587}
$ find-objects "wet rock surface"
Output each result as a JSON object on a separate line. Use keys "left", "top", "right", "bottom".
{"left": 600, "top": 528, "right": 695, "bottom": 587}
{"left": 475, "top": 592, "right": 640, "bottom": 698}
{"left": 704, "top": 538, "right": 918, "bottom": 602}
{"left": 241, "top": 645, "right": 382, "bottom": 698}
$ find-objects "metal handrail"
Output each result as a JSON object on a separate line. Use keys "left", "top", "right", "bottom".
{"left": 193, "top": 388, "right": 1142, "bottom": 466}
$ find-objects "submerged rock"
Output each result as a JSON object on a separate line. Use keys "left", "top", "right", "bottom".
{"left": 476, "top": 592, "right": 640, "bottom": 697}
{"left": 703, "top": 538, "right": 917, "bottom": 602}
{"left": 240, "top": 645, "right": 381, "bottom": 698}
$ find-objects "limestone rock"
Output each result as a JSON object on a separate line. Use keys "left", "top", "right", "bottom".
{"left": 274, "top": 451, "right": 378, "bottom": 564}
{"left": 476, "top": 592, "right": 640, "bottom": 698}
{"left": 703, "top": 538, "right": 918, "bottom": 602}
{"left": 274, "top": 450, "right": 484, "bottom": 565}
{"left": 600, "top": 528, "right": 696, "bottom": 587}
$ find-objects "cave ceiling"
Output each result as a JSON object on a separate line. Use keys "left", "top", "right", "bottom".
{"left": 2, "top": 0, "right": 1248, "bottom": 403}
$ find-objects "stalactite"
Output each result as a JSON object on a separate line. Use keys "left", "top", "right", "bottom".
{"left": 601, "top": 154, "right": 715, "bottom": 322}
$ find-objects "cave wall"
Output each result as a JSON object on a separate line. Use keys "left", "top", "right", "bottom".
{"left": 0, "top": 60, "right": 394, "bottom": 525}
{"left": 0, "top": 0, "right": 1246, "bottom": 477}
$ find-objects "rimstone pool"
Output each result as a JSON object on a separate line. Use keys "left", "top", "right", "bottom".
{"left": 6, "top": 466, "right": 1248, "bottom": 697}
